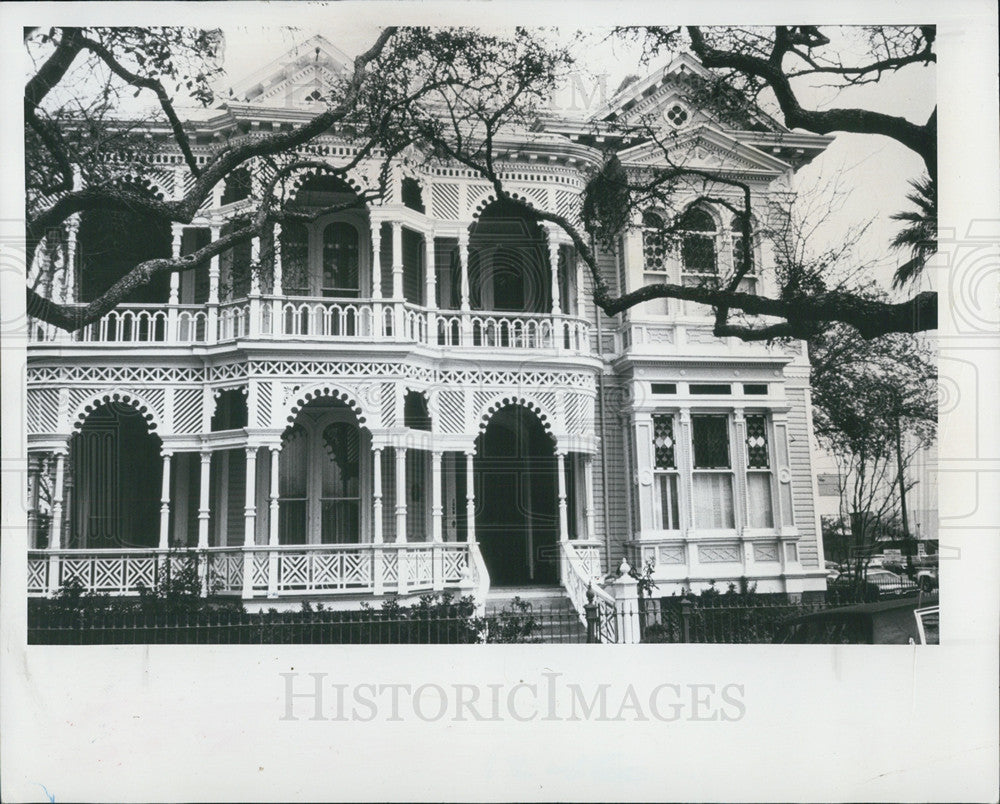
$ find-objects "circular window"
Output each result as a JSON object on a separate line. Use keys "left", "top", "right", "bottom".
{"left": 664, "top": 103, "right": 689, "bottom": 128}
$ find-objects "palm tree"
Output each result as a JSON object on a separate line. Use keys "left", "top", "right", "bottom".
{"left": 890, "top": 174, "right": 937, "bottom": 289}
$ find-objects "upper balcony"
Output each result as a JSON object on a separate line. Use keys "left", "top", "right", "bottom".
{"left": 30, "top": 174, "right": 595, "bottom": 359}
{"left": 27, "top": 298, "right": 593, "bottom": 354}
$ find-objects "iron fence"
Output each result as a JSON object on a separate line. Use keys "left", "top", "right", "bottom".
{"left": 27, "top": 598, "right": 592, "bottom": 645}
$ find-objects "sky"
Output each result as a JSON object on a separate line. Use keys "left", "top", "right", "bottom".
{"left": 205, "top": 24, "right": 935, "bottom": 297}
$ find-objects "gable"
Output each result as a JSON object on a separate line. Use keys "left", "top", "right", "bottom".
{"left": 227, "top": 34, "right": 351, "bottom": 107}
{"left": 617, "top": 124, "right": 793, "bottom": 179}
{"left": 593, "top": 52, "right": 784, "bottom": 135}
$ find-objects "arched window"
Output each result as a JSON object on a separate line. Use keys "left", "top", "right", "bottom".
{"left": 321, "top": 222, "right": 360, "bottom": 297}
{"left": 280, "top": 222, "right": 310, "bottom": 296}
{"left": 278, "top": 406, "right": 363, "bottom": 545}
{"left": 642, "top": 211, "right": 668, "bottom": 273}
{"left": 679, "top": 206, "right": 719, "bottom": 316}
{"left": 679, "top": 207, "right": 718, "bottom": 275}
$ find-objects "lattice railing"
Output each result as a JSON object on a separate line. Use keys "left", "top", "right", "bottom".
{"left": 28, "top": 544, "right": 477, "bottom": 599}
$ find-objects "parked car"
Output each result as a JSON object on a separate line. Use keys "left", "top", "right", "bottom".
{"left": 864, "top": 568, "right": 918, "bottom": 595}
{"left": 774, "top": 594, "right": 939, "bottom": 644}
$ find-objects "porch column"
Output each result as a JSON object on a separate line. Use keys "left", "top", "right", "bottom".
{"left": 372, "top": 448, "right": 384, "bottom": 544}
{"left": 49, "top": 450, "right": 66, "bottom": 551}
{"left": 63, "top": 215, "right": 80, "bottom": 304}
{"left": 168, "top": 226, "right": 183, "bottom": 340}
{"left": 248, "top": 237, "right": 261, "bottom": 337}
{"left": 242, "top": 447, "right": 258, "bottom": 599}
{"left": 465, "top": 451, "right": 476, "bottom": 544}
{"left": 207, "top": 225, "right": 221, "bottom": 344}
{"left": 169, "top": 225, "right": 182, "bottom": 303}
{"left": 272, "top": 223, "right": 284, "bottom": 335}
{"left": 391, "top": 222, "right": 404, "bottom": 337}
{"left": 458, "top": 230, "right": 471, "bottom": 345}
{"left": 159, "top": 451, "right": 172, "bottom": 550}
{"left": 244, "top": 447, "right": 258, "bottom": 547}
{"left": 424, "top": 232, "right": 436, "bottom": 339}
{"left": 431, "top": 450, "right": 443, "bottom": 543}
{"left": 268, "top": 447, "right": 280, "bottom": 545}
{"left": 557, "top": 451, "right": 570, "bottom": 543}
{"left": 547, "top": 229, "right": 564, "bottom": 349}
{"left": 198, "top": 451, "right": 211, "bottom": 549}
{"left": 272, "top": 223, "right": 283, "bottom": 296}
{"left": 395, "top": 446, "right": 407, "bottom": 542}
{"left": 27, "top": 454, "right": 41, "bottom": 548}
{"left": 370, "top": 221, "right": 383, "bottom": 338}
{"left": 268, "top": 446, "right": 280, "bottom": 597}
{"left": 583, "top": 454, "right": 596, "bottom": 541}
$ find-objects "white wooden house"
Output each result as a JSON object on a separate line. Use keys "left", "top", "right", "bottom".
{"left": 25, "top": 37, "right": 831, "bottom": 611}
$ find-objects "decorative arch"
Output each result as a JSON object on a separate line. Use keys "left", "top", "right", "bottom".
{"left": 279, "top": 165, "right": 369, "bottom": 207}
{"left": 475, "top": 394, "right": 558, "bottom": 448}
{"left": 71, "top": 391, "right": 163, "bottom": 434}
{"left": 469, "top": 191, "right": 544, "bottom": 223}
{"left": 282, "top": 383, "right": 369, "bottom": 430}
{"left": 676, "top": 198, "right": 724, "bottom": 230}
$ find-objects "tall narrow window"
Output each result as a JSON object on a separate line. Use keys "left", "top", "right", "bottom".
{"left": 730, "top": 215, "right": 757, "bottom": 295}
{"left": 691, "top": 414, "right": 735, "bottom": 529}
{"left": 641, "top": 211, "right": 671, "bottom": 315}
{"left": 652, "top": 414, "right": 680, "bottom": 529}
{"left": 320, "top": 422, "right": 360, "bottom": 543}
{"left": 679, "top": 207, "right": 718, "bottom": 316}
{"left": 280, "top": 222, "right": 310, "bottom": 296}
{"left": 744, "top": 414, "right": 774, "bottom": 528}
{"left": 321, "top": 222, "right": 359, "bottom": 298}
{"left": 278, "top": 425, "right": 308, "bottom": 544}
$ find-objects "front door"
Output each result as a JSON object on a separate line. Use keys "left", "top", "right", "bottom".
{"left": 474, "top": 405, "right": 558, "bottom": 586}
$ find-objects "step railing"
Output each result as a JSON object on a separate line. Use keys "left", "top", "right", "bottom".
{"left": 560, "top": 541, "right": 617, "bottom": 643}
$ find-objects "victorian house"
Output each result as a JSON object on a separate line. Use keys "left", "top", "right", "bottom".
{"left": 25, "top": 36, "right": 831, "bottom": 615}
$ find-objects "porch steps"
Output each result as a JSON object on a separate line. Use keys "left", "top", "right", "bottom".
{"left": 486, "top": 586, "right": 587, "bottom": 643}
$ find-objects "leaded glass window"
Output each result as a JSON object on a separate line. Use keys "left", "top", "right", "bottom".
{"left": 642, "top": 212, "right": 669, "bottom": 273}
{"left": 653, "top": 414, "right": 676, "bottom": 469}
{"left": 745, "top": 414, "right": 770, "bottom": 469}
{"left": 652, "top": 413, "right": 680, "bottom": 530}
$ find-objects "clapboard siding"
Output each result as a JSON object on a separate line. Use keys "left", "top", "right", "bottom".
{"left": 785, "top": 383, "right": 820, "bottom": 568}
{"left": 591, "top": 379, "right": 630, "bottom": 568}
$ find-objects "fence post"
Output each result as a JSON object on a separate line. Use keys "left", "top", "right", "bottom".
{"left": 606, "top": 558, "right": 641, "bottom": 644}
{"left": 680, "top": 597, "right": 693, "bottom": 643}
{"left": 585, "top": 585, "right": 599, "bottom": 644}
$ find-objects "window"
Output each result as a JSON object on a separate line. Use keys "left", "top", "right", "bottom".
{"left": 321, "top": 222, "right": 360, "bottom": 297}
{"left": 651, "top": 383, "right": 677, "bottom": 395}
{"left": 280, "top": 222, "right": 310, "bottom": 296}
{"left": 744, "top": 413, "right": 775, "bottom": 528}
{"left": 690, "top": 383, "right": 731, "bottom": 395}
{"left": 319, "top": 422, "right": 360, "bottom": 543}
{"left": 652, "top": 414, "right": 680, "bottom": 530}
{"left": 743, "top": 384, "right": 768, "bottom": 396}
{"left": 641, "top": 212, "right": 672, "bottom": 315}
{"left": 730, "top": 215, "right": 758, "bottom": 295}
{"left": 279, "top": 417, "right": 362, "bottom": 545}
{"left": 679, "top": 207, "right": 718, "bottom": 316}
{"left": 691, "top": 414, "right": 735, "bottom": 529}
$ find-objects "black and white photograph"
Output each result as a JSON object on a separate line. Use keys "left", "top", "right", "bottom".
{"left": 2, "top": 2, "right": 997, "bottom": 801}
